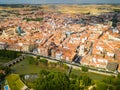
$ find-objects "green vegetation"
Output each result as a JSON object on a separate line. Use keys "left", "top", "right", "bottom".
{"left": 6, "top": 74, "right": 26, "bottom": 90}
{"left": 23, "top": 18, "right": 43, "bottom": 22}
{"left": 0, "top": 50, "right": 21, "bottom": 64}
{"left": 0, "top": 58, "right": 10, "bottom": 64}
{"left": 11, "top": 56, "right": 67, "bottom": 74}
{"left": 34, "top": 70, "right": 92, "bottom": 90}
{"left": 39, "top": 58, "right": 48, "bottom": 66}
{"left": 81, "top": 66, "right": 88, "bottom": 72}
{"left": 10, "top": 56, "right": 120, "bottom": 90}
{"left": 35, "top": 71, "right": 69, "bottom": 90}
{"left": 96, "top": 76, "right": 120, "bottom": 90}
{"left": 11, "top": 56, "right": 107, "bottom": 80}
{"left": 71, "top": 69, "right": 108, "bottom": 80}
{"left": 113, "top": 9, "right": 120, "bottom": 13}
{"left": 111, "top": 13, "right": 118, "bottom": 27}
{"left": 0, "top": 66, "right": 11, "bottom": 81}
{"left": 34, "top": 69, "right": 120, "bottom": 90}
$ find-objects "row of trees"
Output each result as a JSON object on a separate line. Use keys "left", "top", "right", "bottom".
{"left": 28, "top": 56, "right": 48, "bottom": 66}
{"left": 0, "top": 50, "right": 21, "bottom": 60}
{"left": 28, "top": 56, "right": 69, "bottom": 69}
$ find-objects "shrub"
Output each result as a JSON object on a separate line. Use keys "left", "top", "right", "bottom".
{"left": 39, "top": 59, "right": 48, "bottom": 66}
{"left": 81, "top": 66, "right": 88, "bottom": 72}
{"left": 63, "top": 64, "right": 69, "bottom": 69}
{"left": 49, "top": 62, "right": 57, "bottom": 68}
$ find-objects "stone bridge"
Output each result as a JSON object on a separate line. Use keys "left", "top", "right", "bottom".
{"left": 3, "top": 55, "right": 26, "bottom": 67}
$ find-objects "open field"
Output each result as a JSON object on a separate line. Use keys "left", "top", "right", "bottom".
{"left": 0, "top": 4, "right": 120, "bottom": 15}
{"left": 41, "top": 4, "right": 120, "bottom": 14}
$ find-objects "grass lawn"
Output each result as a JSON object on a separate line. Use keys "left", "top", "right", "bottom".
{"left": 11, "top": 57, "right": 67, "bottom": 75}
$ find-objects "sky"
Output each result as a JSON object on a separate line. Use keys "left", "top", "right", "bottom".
{"left": 0, "top": 0, "right": 120, "bottom": 4}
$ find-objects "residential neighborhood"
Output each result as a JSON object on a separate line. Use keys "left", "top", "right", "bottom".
{"left": 0, "top": 6, "right": 120, "bottom": 72}
{"left": 0, "top": 4, "right": 120, "bottom": 90}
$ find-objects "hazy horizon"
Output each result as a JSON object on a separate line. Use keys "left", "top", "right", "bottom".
{"left": 0, "top": 0, "right": 120, "bottom": 4}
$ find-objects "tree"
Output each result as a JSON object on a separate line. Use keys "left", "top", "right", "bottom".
{"left": 69, "top": 84, "right": 81, "bottom": 90}
{"left": 39, "top": 69, "right": 49, "bottom": 77}
{"left": 107, "top": 85, "right": 114, "bottom": 90}
{"left": 0, "top": 66, "right": 11, "bottom": 81}
{"left": 117, "top": 73, "right": 120, "bottom": 79}
{"left": 0, "top": 73, "right": 4, "bottom": 81}
{"left": 0, "top": 50, "right": 21, "bottom": 60}
{"left": 81, "top": 66, "right": 88, "bottom": 72}
{"left": 100, "top": 75, "right": 120, "bottom": 90}
{"left": 34, "top": 72, "right": 70, "bottom": 90}
{"left": 37, "top": 56, "right": 40, "bottom": 59}
{"left": 96, "top": 82, "right": 108, "bottom": 90}
{"left": 34, "top": 70, "right": 93, "bottom": 90}
{"left": 102, "top": 76, "right": 114, "bottom": 84}
{"left": 39, "top": 59, "right": 48, "bottom": 66}
{"left": 27, "top": 56, "right": 35, "bottom": 64}
{"left": 79, "top": 75, "right": 92, "bottom": 86}
{"left": 116, "top": 85, "right": 120, "bottom": 90}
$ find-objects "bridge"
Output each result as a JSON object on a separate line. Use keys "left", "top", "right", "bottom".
{"left": 3, "top": 55, "right": 26, "bottom": 67}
